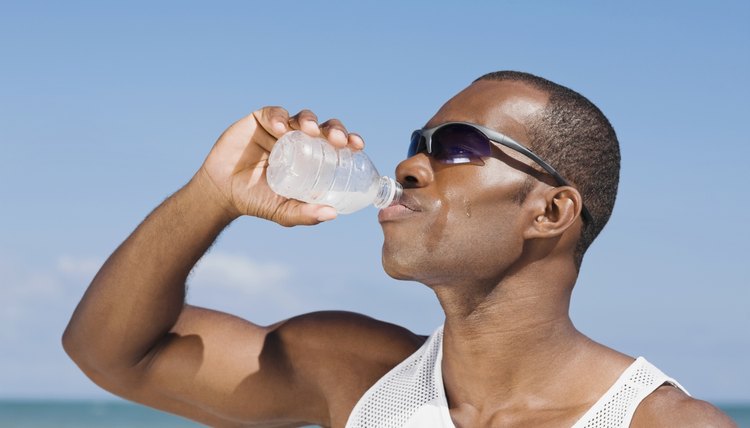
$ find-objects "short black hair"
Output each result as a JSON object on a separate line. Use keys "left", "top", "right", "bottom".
{"left": 476, "top": 71, "right": 621, "bottom": 267}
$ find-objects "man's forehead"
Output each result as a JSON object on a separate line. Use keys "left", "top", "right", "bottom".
{"left": 426, "top": 80, "right": 549, "bottom": 142}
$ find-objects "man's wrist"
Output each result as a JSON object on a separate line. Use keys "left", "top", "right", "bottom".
{"left": 186, "top": 168, "right": 241, "bottom": 226}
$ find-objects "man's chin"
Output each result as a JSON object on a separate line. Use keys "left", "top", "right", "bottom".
{"left": 381, "top": 253, "right": 416, "bottom": 281}
{"left": 383, "top": 267, "right": 413, "bottom": 281}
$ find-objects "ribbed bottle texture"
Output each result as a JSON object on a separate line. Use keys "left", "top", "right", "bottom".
{"left": 266, "top": 131, "right": 402, "bottom": 214}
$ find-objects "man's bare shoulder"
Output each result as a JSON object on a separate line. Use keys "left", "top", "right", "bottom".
{"left": 272, "top": 312, "right": 425, "bottom": 379}
{"left": 275, "top": 310, "right": 427, "bottom": 363}
{"left": 272, "top": 311, "right": 427, "bottom": 425}
{"left": 632, "top": 385, "right": 737, "bottom": 428}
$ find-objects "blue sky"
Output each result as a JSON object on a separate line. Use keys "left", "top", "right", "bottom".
{"left": 1, "top": 0, "right": 748, "bottom": 404}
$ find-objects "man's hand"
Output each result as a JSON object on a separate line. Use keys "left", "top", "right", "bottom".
{"left": 198, "top": 107, "right": 365, "bottom": 226}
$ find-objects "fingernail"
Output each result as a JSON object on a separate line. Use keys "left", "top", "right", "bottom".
{"left": 274, "top": 122, "right": 286, "bottom": 133}
{"left": 329, "top": 129, "right": 345, "bottom": 143}
{"left": 317, "top": 207, "right": 337, "bottom": 221}
{"left": 303, "top": 120, "right": 319, "bottom": 133}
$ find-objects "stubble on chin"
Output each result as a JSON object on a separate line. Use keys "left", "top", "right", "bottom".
{"left": 380, "top": 240, "right": 420, "bottom": 281}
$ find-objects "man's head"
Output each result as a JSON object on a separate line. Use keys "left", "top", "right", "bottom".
{"left": 379, "top": 71, "right": 620, "bottom": 286}
{"left": 476, "top": 71, "right": 621, "bottom": 265}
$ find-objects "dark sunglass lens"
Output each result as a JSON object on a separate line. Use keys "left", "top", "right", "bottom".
{"left": 408, "top": 131, "right": 426, "bottom": 158}
{"left": 432, "top": 124, "right": 491, "bottom": 163}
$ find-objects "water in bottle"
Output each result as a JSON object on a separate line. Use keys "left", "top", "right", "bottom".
{"left": 266, "top": 131, "right": 402, "bottom": 214}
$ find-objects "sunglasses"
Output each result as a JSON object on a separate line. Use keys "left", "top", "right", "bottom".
{"left": 409, "top": 121, "right": 593, "bottom": 224}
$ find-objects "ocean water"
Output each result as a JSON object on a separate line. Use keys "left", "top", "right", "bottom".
{"left": 0, "top": 401, "right": 203, "bottom": 428}
{"left": 0, "top": 400, "right": 747, "bottom": 427}
{"left": 723, "top": 405, "right": 750, "bottom": 428}
{"left": 0, "top": 400, "right": 320, "bottom": 428}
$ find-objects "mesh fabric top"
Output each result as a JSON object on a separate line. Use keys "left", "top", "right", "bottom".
{"left": 345, "top": 325, "right": 687, "bottom": 428}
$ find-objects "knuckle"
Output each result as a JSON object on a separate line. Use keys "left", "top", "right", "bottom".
{"left": 263, "top": 106, "right": 289, "bottom": 121}
{"left": 298, "top": 109, "right": 318, "bottom": 121}
{"left": 321, "top": 119, "right": 347, "bottom": 132}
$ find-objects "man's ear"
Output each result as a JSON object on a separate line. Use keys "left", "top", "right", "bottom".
{"left": 523, "top": 186, "right": 584, "bottom": 239}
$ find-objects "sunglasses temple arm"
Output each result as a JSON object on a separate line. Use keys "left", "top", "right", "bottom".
{"left": 496, "top": 134, "right": 593, "bottom": 224}
{"left": 494, "top": 136, "right": 564, "bottom": 183}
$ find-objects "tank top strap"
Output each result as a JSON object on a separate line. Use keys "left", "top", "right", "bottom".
{"left": 345, "top": 325, "right": 449, "bottom": 428}
{"left": 571, "top": 357, "right": 689, "bottom": 428}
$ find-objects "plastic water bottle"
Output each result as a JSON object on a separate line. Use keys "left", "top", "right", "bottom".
{"left": 266, "top": 131, "right": 402, "bottom": 214}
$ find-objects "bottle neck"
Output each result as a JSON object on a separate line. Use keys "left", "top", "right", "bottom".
{"left": 373, "top": 176, "right": 403, "bottom": 209}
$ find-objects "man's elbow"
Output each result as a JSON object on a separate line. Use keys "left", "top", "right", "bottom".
{"left": 62, "top": 317, "right": 118, "bottom": 377}
{"left": 62, "top": 322, "right": 142, "bottom": 398}
{"left": 61, "top": 319, "right": 83, "bottom": 364}
{"left": 62, "top": 320, "right": 102, "bottom": 382}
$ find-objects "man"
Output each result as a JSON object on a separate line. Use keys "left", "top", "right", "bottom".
{"left": 63, "top": 71, "right": 735, "bottom": 427}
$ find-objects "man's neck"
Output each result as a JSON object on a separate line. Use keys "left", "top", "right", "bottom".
{"left": 434, "top": 260, "right": 591, "bottom": 411}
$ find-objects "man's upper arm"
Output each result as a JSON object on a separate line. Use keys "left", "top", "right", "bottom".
{"left": 92, "top": 306, "right": 423, "bottom": 427}
{"left": 632, "top": 385, "right": 738, "bottom": 428}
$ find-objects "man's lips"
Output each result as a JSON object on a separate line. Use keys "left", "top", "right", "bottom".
{"left": 378, "top": 192, "right": 421, "bottom": 222}
{"left": 396, "top": 192, "right": 421, "bottom": 211}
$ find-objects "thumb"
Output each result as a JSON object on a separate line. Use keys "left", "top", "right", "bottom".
{"left": 273, "top": 200, "right": 338, "bottom": 227}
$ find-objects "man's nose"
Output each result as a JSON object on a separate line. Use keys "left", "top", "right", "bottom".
{"left": 396, "top": 153, "right": 434, "bottom": 189}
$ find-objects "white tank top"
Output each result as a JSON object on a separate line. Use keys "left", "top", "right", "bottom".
{"left": 345, "top": 325, "right": 688, "bottom": 428}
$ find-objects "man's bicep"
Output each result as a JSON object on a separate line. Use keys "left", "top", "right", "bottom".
{"left": 125, "top": 306, "right": 328, "bottom": 426}
{"left": 104, "top": 307, "right": 423, "bottom": 426}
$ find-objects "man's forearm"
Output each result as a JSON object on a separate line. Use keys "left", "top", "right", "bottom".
{"left": 63, "top": 170, "right": 237, "bottom": 372}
